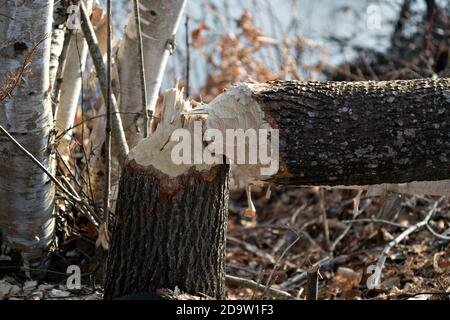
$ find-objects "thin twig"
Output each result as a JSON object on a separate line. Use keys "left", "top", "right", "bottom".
{"left": 370, "top": 197, "right": 444, "bottom": 288}
{"left": 133, "top": 0, "right": 149, "bottom": 138}
{"left": 55, "top": 147, "right": 94, "bottom": 207}
{"left": 0, "top": 124, "right": 79, "bottom": 203}
{"left": 0, "top": 123, "right": 98, "bottom": 227}
{"left": 0, "top": 36, "right": 48, "bottom": 102}
{"left": 426, "top": 223, "right": 450, "bottom": 241}
{"left": 318, "top": 188, "right": 331, "bottom": 251}
{"left": 281, "top": 254, "right": 351, "bottom": 288}
{"left": 79, "top": 1, "right": 129, "bottom": 162}
{"left": 59, "top": 176, "right": 100, "bottom": 225}
{"left": 185, "top": 15, "right": 190, "bottom": 98}
{"left": 54, "top": 111, "right": 143, "bottom": 141}
{"left": 101, "top": 0, "right": 113, "bottom": 249}
{"left": 227, "top": 236, "right": 276, "bottom": 264}
{"left": 262, "top": 230, "right": 301, "bottom": 298}
{"left": 225, "top": 275, "right": 295, "bottom": 300}
{"left": 330, "top": 190, "right": 365, "bottom": 252}
{"left": 75, "top": 31, "right": 96, "bottom": 214}
{"left": 341, "top": 218, "right": 407, "bottom": 229}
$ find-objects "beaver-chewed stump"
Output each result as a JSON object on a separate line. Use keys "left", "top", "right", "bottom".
{"left": 104, "top": 161, "right": 229, "bottom": 299}
{"left": 104, "top": 89, "right": 229, "bottom": 299}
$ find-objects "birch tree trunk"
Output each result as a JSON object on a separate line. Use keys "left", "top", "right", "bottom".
{"left": 117, "top": 0, "right": 187, "bottom": 148}
{"left": 49, "top": 0, "right": 68, "bottom": 88}
{"left": 99, "top": 0, "right": 187, "bottom": 211}
{"left": 54, "top": 0, "right": 93, "bottom": 161}
{"left": 0, "top": 0, "right": 55, "bottom": 265}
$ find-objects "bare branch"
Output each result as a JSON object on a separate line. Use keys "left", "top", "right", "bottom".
{"left": 79, "top": 1, "right": 129, "bottom": 162}
{"left": 133, "top": 0, "right": 149, "bottom": 138}
{"left": 225, "top": 275, "right": 295, "bottom": 300}
{"left": 370, "top": 197, "right": 444, "bottom": 288}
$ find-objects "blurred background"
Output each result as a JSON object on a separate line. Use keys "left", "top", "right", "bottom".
{"left": 106, "top": 0, "right": 449, "bottom": 97}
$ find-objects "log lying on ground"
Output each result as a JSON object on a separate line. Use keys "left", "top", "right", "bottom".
{"left": 104, "top": 89, "right": 229, "bottom": 299}
{"left": 197, "top": 78, "right": 450, "bottom": 187}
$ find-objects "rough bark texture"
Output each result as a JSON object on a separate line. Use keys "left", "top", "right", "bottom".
{"left": 251, "top": 79, "right": 450, "bottom": 186}
{"left": 0, "top": 0, "right": 55, "bottom": 264}
{"left": 104, "top": 161, "right": 229, "bottom": 300}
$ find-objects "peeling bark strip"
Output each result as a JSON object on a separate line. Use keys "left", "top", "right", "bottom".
{"left": 104, "top": 161, "right": 229, "bottom": 299}
{"left": 205, "top": 79, "right": 450, "bottom": 186}
{"left": 0, "top": 0, "right": 55, "bottom": 264}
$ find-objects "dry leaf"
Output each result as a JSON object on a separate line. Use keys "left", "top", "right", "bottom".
{"left": 333, "top": 267, "right": 362, "bottom": 290}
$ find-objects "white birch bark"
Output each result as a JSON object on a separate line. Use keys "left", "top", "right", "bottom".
{"left": 117, "top": 0, "right": 187, "bottom": 148}
{"left": 54, "top": 0, "right": 93, "bottom": 161}
{"left": 49, "top": 0, "right": 68, "bottom": 88}
{"left": 0, "top": 0, "right": 55, "bottom": 264}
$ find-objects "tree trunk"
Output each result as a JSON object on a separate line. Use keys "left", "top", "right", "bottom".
{"left": 117, "top": 0, "right": 187, "bottom": 148}
{"left": 201, "top": 78, "right": 450, "bottom": 187}
{"left": 104, "top": 160, "right": 229, "bottom": 299}
{"left": 55, "top": 0, "right": 93, "bottom": 161}
{"left": 104, "top": 88, "right": 229, "bottom": 299}
{"left": 49, "top": 0, "right": 68, "bottom": 88}
{"left": 0, "top": 0, "right": 55, "bottom": 264}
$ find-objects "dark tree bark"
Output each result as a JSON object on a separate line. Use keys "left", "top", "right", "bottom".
{"left": 249, "top": 78, "right": 450, "bottom": 186}
{"left": 306, "top": 265, "right": 319, "bottom": 300}
{"left": 104, "top": 160, "right": 229, "bottom": 300}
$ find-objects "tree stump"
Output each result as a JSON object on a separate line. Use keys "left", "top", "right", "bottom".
{"left": 104, "top": 88, "right": 229, "bottom": 299}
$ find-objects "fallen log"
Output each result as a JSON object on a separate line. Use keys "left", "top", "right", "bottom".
{"left": 196, "top": 78, "right": 450, "bottom": 186}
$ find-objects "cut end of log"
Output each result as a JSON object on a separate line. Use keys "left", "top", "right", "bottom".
{"left": 128, "top": 88, "right": 212, "bottom": 177}
{"left": 201, "top": 83, "right": 283, "bottom": 183}
{"left": 128, "top": 84, "right": 283, "bottom": 183}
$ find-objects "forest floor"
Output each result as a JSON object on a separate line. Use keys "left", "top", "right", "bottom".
{"left": 0, "top": 185, "right": 449, "bottom": 300}
{"left": 224, "top": 186, "right": 449, "bottom": 300}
